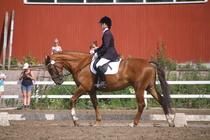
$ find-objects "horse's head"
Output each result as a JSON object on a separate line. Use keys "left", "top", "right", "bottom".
{"left": 45, "top": 54, "right": 64, "bottom": 85}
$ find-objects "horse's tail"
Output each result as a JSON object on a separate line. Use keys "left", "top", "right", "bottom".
{"left": 149, "top": 60, "right": 172, "bottom": 114}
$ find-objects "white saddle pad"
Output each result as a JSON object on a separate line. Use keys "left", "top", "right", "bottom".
{"left": 90, "top": 57, "right": 122, "bottom": 75}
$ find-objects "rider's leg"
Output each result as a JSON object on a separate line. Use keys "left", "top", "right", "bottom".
{"left": 95, "top": 58, "right": 109, "bottom": 88}
{"left": 97, "top": 66, "right": 106, "bottom": 88}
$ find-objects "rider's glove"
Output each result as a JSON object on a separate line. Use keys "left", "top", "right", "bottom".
{"left": 89, "top": 50, "right": 94, "bottom": 54}
{"left": 94, "top": 53, "right": 98, "bottom": 59}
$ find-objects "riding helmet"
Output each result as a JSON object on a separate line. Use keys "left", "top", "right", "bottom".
{"left": 98, "top": 16, "right": 112, "bottom": 27}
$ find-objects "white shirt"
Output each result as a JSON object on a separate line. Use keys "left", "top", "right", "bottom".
{"left": 103, "top": 28, "right": 109, "bottom": 34}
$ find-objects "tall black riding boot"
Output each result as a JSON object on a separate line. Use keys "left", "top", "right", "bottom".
{"left": 95, "top": 66, "right": 106, "bottom": 88}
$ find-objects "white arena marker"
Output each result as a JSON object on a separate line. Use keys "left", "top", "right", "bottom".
{"left": 174, "top": 113, "right": 188, "bottom": 127}
{"left": 0, "top": 112, "right": 10, "bottom": 126}
{"left": 45, "top": 114, "right": 54, "bottom": 120}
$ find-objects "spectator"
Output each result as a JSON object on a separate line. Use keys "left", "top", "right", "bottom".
{"left": 19, "top": 63, "right": 35, "bottom": 110}
{"left": 0, "top": 72, "right": 6, "bottom": 107}
{"left": 51, "top": 38, "right": 62, "bottom": 54}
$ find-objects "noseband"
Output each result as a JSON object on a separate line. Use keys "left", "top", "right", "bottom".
{"left": 47, "top": 60, "right": 70, "bottom": 81}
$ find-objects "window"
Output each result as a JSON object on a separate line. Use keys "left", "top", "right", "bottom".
{"left": 28, "top": 0, "right": 54, "bottom": 2}
{"left": 58, "top": 0, "right": 83, "bottom": 3}
{"left": 146, "top": 0, "right": 173, "bottom": 2}
{"left": 176, "top": 0, "right": 205, "bottom": 1}
{"left": 117, "top": 0, "right": 143, "bottom": 2}
{"left": 87, "top": 0, "right": 113, "bottom": 3}
{"left": 24, "top": 0, "right": 208, "bottom": 4}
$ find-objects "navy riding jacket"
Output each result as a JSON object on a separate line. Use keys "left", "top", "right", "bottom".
{"left": 95, "top": 30, "right": 119, "bottom": 61}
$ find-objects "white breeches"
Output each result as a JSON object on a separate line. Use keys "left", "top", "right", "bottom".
{"left": 96, "top": 58, "right": 110, "bottom": 68}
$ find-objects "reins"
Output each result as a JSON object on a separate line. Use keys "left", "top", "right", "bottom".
{"left": 46, "top": 57, "right": 95, "bottom": 80}
{"left": 75, "top": 59, "right": 93, "bottom": 73}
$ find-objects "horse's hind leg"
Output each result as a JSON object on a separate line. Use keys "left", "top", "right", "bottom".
{"left": 129, "top": 88, "right": 145, "bottom": 127}
{"left": 146, "top": 85, "right": 174, "bottom": 127}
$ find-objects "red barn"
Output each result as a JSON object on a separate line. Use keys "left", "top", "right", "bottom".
{"left": 0, "top": 0, "right": 210, "bottom": 63}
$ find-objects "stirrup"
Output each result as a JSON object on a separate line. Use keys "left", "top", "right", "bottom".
{"left": 95, "top": 82, "right": 106, "bottom": 88}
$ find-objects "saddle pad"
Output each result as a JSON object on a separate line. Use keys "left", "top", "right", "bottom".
{"left": 90, "top": 58, "right": 122, "bottom": 75}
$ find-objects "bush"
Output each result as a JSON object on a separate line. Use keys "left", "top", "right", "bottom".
{"left": 6, "top": 57, "right": 19, "bottom": 65}
{"left": 23, "top": 52, "right": 38, "bottom": 65}
{"left": 4, "top": 99, "right": 20, "bottom": 107}
{"left": 151, "top": 40, "right": 177, "bottom": 70}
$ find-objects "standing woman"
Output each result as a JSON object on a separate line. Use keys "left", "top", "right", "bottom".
{"left": 19, "top": 63, "right": 35, "bottom": 109}
{"left": 51, "top": 38, "right": 62, "bottom": 54}
{"left": 0, "top": 72, "right": 6, "bottom": 107}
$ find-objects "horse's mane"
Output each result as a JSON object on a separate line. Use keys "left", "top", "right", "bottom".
{"left": 52, "top": 51, "right": 92, "bottom": 59}
{"left": 50, "top": 51, "right": 93, "bottom": 61}
{"left": 55, "top": 51, "right": 90, "bottom": 55}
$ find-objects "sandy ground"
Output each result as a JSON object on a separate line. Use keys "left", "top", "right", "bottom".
{"left": 0, "top": 108, "right": 210, "bottom": 140}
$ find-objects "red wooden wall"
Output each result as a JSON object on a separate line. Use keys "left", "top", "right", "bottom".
{"left": 0, "top": 0, "right": 210, "bottom": 63}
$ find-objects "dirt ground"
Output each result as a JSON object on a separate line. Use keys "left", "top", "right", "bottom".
{"left": 0, "top": 108, "right": 210, "bottom": 140}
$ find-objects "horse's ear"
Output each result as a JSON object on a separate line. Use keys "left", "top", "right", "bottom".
{"left": 44, "top": 54, "right": 50, "bottom": 66}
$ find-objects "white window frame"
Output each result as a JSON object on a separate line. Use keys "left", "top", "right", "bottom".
{"left": 23, "top": 0, "right": 208, "bottom": 5}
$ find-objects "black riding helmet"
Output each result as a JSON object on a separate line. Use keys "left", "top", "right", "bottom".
{"left": 98, "top": 16, "right": 112, "bottom": 29}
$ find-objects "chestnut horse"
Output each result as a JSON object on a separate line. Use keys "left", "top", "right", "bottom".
{"left": 44, "top": 51, "right": 174, "bottom": 127}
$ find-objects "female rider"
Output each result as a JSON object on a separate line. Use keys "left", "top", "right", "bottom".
{"left": 94, "top": 16, "right": 120, "bottom": 88}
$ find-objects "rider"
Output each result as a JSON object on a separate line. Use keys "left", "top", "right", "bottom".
{"left": 94, "top": 16, "right": 120, "bottom": 88}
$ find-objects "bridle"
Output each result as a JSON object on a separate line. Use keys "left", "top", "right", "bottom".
{"left": 46, "top": 60, "right": 71, "bottom": 81}
{"left": 46, "top": 59, "right": 93, "bottom": 81}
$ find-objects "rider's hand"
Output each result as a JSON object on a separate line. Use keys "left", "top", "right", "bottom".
{"left": 94, "top": 53, "right": 98, "bottom": 59}
{"left": 90, "top": 50, "right": 94, "bottom": 54}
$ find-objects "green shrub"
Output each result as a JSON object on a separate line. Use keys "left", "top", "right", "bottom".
{"left": 151, "top": 40, "right": 177, "bottom": 70}
{"left": 5, "top": 57, "right": 19, "bottom": 65}
{"left": 4, "top": 99, "right": 20, "bottom": 107}
{"left": 23, "top": 52, "right": 38, "bottom": 65}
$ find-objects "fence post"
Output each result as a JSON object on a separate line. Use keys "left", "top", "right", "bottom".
{"left": 8, "top": 10, "right": 15, "bottom": 70}
{"left": 2, "top": 12, "right": 9, "bottom": 69}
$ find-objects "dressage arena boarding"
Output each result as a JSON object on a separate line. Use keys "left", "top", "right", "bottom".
{"left": 0, "top": 108, "right": 210, "bottom": 140}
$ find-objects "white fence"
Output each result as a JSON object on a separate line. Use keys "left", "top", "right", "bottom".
{"left": 2, "top": 81, "right": 210, "bottom": 99}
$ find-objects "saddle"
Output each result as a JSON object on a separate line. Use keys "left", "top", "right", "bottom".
{"left": 90, "top": 57, "right": 122, "bottom": 75}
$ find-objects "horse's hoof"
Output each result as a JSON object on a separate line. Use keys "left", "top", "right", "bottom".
{"left": 93, "top": 124, "right": 100, "bottom": 127}
{"left": 169, "top": 122, "right": 175, "bottom": 127}
{"left": 73, "top": 123, "right": 84, "bottom": 127}
{"left": 90, "top": 123, "right": 100, "bottom": 127}
{"left": 168, "top": 119, "right": 175, "bottom": 127}
{"left": 76, "top": 124, "right": 84, "bottom": 127}
{"left": 73, "top": 121, "right": 78, "bottom": 126}
{"left": 129, "top": 122, "right": 137, "bottom": 127}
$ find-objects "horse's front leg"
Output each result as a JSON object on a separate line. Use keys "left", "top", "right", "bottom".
{"left": 89, "top": 91, "right": 102, "bottom": 126}
{"left": 70, "top": 86, "right": 87, "bottom": 126}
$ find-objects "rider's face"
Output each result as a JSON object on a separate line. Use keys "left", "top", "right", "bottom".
{"left": 100, "top": 23, "right": 107, "bottom": 30}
